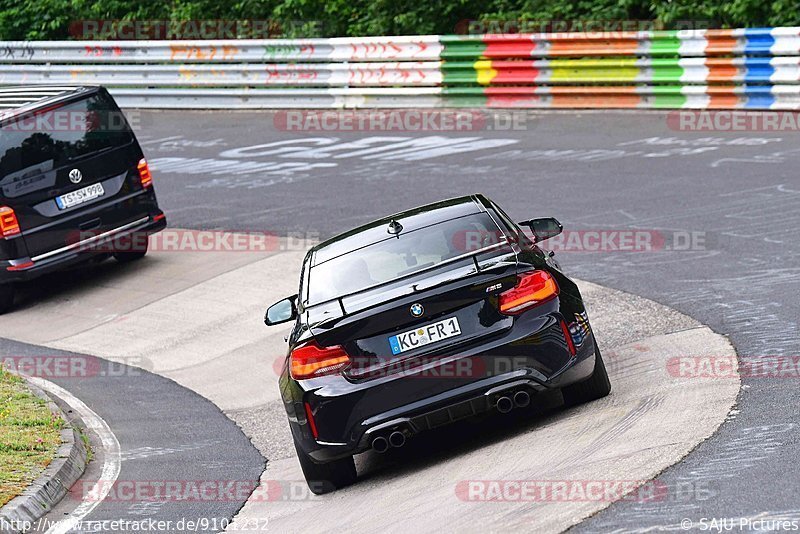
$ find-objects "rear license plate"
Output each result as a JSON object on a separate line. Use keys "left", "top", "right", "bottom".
{"left": 56, "top": 183, "right": 104, "bottom": 210}
{"left": 389, "top": 316, "right": 461, "bottom": 355}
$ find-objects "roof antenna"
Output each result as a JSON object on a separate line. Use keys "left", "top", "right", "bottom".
{"left": 387, "top": 219, "right": 403, "bottom": 237}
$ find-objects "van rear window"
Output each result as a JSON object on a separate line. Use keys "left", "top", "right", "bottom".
{"left": 0, "top": 92, "right": 134, "bottom": 185}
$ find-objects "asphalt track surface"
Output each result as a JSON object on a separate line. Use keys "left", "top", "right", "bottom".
{"left": 1, "top": 109, "right": 798, "bottom": 532}
{"left": 0, "top": 338, "right": 263, "bottom": 533}
{"left": 1, "top": 251, "right": 737, "bottom": 533}
{"left": 138, "top": 110, "right": 800, "bottom": 528}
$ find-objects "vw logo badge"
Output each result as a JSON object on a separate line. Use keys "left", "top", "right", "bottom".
{"left": 68, "top": 169, "right": 83, "bottom": 184}
{"left": 409, "top": 303, "right": 424, "bottom": 317}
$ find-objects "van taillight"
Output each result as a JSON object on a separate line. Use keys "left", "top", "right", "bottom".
{"left": 498, "top": 270, "right": 559, "bottom": 314}
{"left": 138, "top": 158, "right": 153, "bottom": 188}
{"left": 0, "top": 206, "right": 21, "bottom": 239}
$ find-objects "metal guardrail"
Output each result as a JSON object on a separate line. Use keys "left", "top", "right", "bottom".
{"left": 2, "top": 28, "right": 800, "bottom": 109}
{"left": 0, "top": 63, "right": 443, "bottom": 86}
{"left": 0, "top": 36, "right": 442, "bottom": 63}
{"left": 111, "top": 87, "right": 444, "bottom": 108}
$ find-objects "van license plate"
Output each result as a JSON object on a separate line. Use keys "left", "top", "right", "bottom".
{"left": 56, "top": 183, "right": 105, "bottom": 210}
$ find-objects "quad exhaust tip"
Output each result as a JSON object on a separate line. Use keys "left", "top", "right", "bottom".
{"left": 372, "top": 436, "right": 389, "bottom": 453}
{"left": 389, "top": 431, "right": 406, "bottom": 448}
{"left": 497, "top": 390, "right": 531, "bottom": 413}
{"left": 496, "top": 396, "right": 514, "bottom": 414}
{"left": 513, "top": 390, "right": 531, "bottom": 408}
{"left": 374, "top": 391, "right": 532, "bottom": 452}
{"left": 372, "top": 431, "right": 407, "bottom": 452}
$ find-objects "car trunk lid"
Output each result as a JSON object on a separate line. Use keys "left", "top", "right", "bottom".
{"left": 308, "top": 244, "right": 520, "bottom": 379}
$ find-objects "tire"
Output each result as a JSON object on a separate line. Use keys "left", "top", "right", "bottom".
{"left": 293, "top": 438, "right": 357, "bottom": 494}
{"left": 114, "top": 239, "right": 148, "bottom": 263}
{"left": 562, "top": 338, "right": 612, "bottom": 406}
{"left": 0, "top": 284, "right": 14, "bottom": 315}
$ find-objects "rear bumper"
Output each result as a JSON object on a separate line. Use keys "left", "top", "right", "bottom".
{"left": 0, "top": 213, "right": 166, "bottom": 283}
{"left": 297, "top": 352, "right": 595, "bottom": 463}
{"left": 284, "top": 307, "right": 597, "bottom": 463}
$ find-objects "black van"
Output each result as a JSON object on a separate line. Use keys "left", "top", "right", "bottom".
{"left": 0, "top": 86, "right": 166, "bottom": 313}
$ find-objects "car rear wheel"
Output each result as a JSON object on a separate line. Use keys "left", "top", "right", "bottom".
{"left": 293, "top": 438, "right": 357, "bottom": 494}
{"left": 562, "top": 338, "right": 611, "bottom": 406}
{"left": 114, "top": 240, "right": 148, "bottom": 263}
{"left": 0, "top": 284, "right": 15, "bottom": 314}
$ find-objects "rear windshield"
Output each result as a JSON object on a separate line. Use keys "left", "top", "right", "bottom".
{"left": 306, "top": 212, "right": 504, "bottom": 305}
{"left": 0, "top": 92, "right": 134, "bottom": 186}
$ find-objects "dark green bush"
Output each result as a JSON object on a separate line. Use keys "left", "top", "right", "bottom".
{"left": 0, "top": 0, "right": 797, "bottom": 40}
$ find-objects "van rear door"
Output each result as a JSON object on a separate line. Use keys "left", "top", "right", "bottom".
{"left": 0, "top": 88, "right": 148, "bottom": 260}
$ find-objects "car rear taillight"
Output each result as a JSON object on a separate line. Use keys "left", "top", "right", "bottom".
{"left": 290, "top": 341, "right": 351, "bottom": 380}
{"left": 0, "top": 206, "right": 21, "bottom": 239}
{"left": 498, "top": 270, "right": 559, "bottom": 314}
{"left": 138, "top": 158, "right": 153, "bottom": 188}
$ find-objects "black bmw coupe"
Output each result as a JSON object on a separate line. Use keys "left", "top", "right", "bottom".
{"left": 265, "top": 194, "right": 611, "bottom": 493}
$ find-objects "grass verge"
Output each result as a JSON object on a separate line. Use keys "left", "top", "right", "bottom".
{"left": 0, "top": 368, "right": 62, "bottom": 507}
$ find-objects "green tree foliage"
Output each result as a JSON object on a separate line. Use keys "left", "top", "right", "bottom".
{"left": 1, "top": 0, "right": 798, "bottom": 40}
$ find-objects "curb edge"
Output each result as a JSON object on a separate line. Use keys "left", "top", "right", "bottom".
{"left": 0, "top": 378, "right": 88, "bottom": 534}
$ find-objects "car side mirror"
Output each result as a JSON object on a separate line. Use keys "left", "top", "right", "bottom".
{"left": 265, "top": 295, "right": 298, "bottom": 326}
{"left": 518, "top": 217, "right": 563, "bottom": 242}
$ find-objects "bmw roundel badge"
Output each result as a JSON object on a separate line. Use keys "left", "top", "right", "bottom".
{"left": 409, "top": 303, "right": 424, "bottom": 317}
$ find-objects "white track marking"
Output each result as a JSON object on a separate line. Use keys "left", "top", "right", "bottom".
{"left": 28, "top": 377, "right": 122, "bottom": 534}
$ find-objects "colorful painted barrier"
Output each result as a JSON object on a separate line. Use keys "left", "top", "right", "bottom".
{"left": 441, "top": 85, "right": 798, "bottom": 109}
{"left": 442, "top": 58, "right": 800, "bottom": 85}
{"left": 1, "top": 27, "right": 800, "bottom": 109}
{"left": 440, "top": 28, "right": 800, "bottom": 59}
